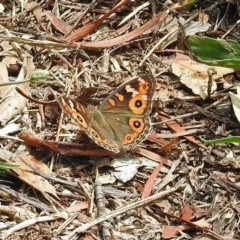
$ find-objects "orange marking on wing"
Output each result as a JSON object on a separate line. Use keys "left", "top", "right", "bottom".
{"left": 73, "top": 112, "right": 88, "bottom": 129}
{"left": 108, "top": 98, "right": 116, "bottom": 106}
{"left": 129, "top": 118, "right": 144, "bottom": 133}
{"left": 115, "top": 92, "right": 124, "bottom": 102}
{"left": 122, "top": 132, "right": 138, "bottom": 145}
{"left": 129, "top": 95, "right": 147, "bottom": 114}
{"left": 103, "top": 139, "right": 118, "bottom": 148}
{"left": 62, "top": 100, "right": 88, "bottom": 129}
{"left": 61, "top": 101, "right": 74, "bottom": 114}
{"left": 138, "top": 80, "right": 151, "bottom": 94}
{"left": 90, "top": 128, "right": 102, "bottom": 141}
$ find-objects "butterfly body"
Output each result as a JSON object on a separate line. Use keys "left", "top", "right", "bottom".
{"left": 58, "top": 75, "right": 156, "bottom": 153}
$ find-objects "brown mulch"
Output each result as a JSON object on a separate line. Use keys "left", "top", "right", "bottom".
{"left": 0, "top": 1, "right": 240, "bottom": 240}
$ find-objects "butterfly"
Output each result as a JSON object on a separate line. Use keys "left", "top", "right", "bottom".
{"left": 58, "top": 75, "right": 156, "bottom": 153}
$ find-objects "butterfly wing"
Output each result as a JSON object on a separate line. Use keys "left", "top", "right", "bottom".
{"left": 99, "top": 75, "right": 156, "bottom": 150}
{"left": 58, "top": 97, "right": 121, "bottom": 153}
{"left": 58, "top": 97, "right": 90, "bottom": 131}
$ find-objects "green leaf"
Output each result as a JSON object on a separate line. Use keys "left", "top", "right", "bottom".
{"left": 0, "top": 161, "right": 19, "bottom": 170}
{"left": 186, "top": 36, "right": 240, "bottom": 69}
{"left": 201, "top": 136, "right": 240, "bottom": 144}
{"left": 183, "top": 0, "right": 199, "bottom": 10}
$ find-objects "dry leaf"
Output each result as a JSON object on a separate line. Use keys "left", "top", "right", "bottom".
{"left": 171, "top": 54, "right": 232, "bottom": 99}
{"left": 10, "top": 151, "right": 58, "bottom": 199}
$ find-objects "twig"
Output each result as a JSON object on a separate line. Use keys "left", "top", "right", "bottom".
{"left": 66, "top": 185, "right": 182, "bottom": 239}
